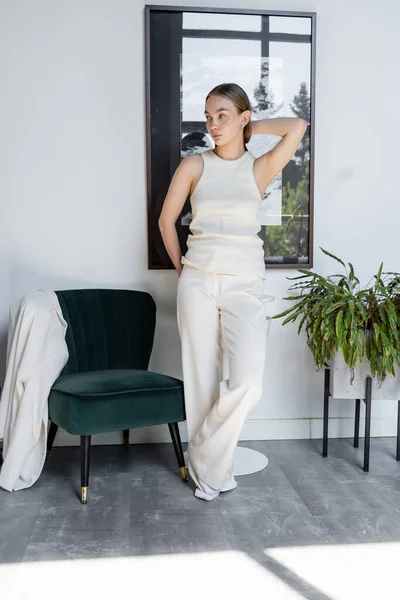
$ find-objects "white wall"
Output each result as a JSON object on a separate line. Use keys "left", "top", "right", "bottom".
{"left": 1, "top": 0, "right": 399, "bottom": 446}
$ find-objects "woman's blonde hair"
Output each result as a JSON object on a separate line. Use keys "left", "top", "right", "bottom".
{"left": 206, "top": 82, "right": 252, "bottom": 144}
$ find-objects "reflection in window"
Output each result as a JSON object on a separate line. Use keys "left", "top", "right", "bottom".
{"left": 181, "top": 50, "right": 284, "bottom": 229}
{"left": 269, "top": 42, "right": 311, "bottom": 115}
{"left": 183, "top": 12, "right": 261, "bottom": 32}
{"left": 147, "top": 8, "right": 314, "bottom": 266}
{"left": 269, "top": 16, "right": 311, "bottom": 35}
{"left": 180, "top": 23, "right": 312, "bottom": 262}
{"left": 182, "top": 38, "right": 261, "bottom": 122}
{"left": 264, "top": 41, "right": 311, "bottom": 263}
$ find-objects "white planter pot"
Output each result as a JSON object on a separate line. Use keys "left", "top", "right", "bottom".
{"left": 329, "top": 350, "right": 400, "bottom": 401}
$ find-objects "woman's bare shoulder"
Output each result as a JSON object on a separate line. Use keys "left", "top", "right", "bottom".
{"left": 180, "top": 152, "right": 205, "bottom": 179}
{"left": 180, "top": 153, "right": 206, "bottom": 196}
{"left": 182, "top": 152, "right": 204, "bottom": 167}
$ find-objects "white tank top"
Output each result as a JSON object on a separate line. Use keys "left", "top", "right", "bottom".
{"left": 181, "top": 148, "right": 265, "bottom": 279}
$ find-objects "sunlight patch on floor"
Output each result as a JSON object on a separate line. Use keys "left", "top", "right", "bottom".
{"left": 266, "top": 541, "right": 400, "bottom": 599}
{"left": 0, "top": 550, "right": 310, "bottom": 599}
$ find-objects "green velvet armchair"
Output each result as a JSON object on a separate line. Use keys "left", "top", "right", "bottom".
{"left": 46, "top": 289, "right": 187, "bottom": 504}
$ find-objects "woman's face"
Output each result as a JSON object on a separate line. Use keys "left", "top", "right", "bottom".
{"left": 204, "top": 94, "right": 249, "bottom": 146}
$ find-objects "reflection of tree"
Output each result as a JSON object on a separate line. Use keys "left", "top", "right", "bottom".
{"left": 252, "top": 60, "right": 283, "bottom": 118}
{"left": 260, "top": 81, "right": 311, "bottom": 260}
{"left": 263, "top": 164, "right": 309, "bottom": 258}
{"left": 251, "top": 58, "right": 283, "bottom": 251}
{"left": 290, "top": 81, "right": 310, "bottom": 121}
{"left": 290, "top": 81, "right": 310, "bottom": 172}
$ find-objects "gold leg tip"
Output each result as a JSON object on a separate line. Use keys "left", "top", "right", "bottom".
{"left": 180, "top": 466, "right": 189, "bottom": 482}
{"left": 81, "top": 486, "right": 88, "bottom": 503}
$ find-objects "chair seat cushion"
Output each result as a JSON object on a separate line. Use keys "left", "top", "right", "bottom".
{"left": 48, "top": 369, "right": 186, "bottom": 435}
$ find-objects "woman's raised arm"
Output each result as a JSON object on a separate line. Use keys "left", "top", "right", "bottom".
{"left": 252, "top": 117, "right": 307, "bottom": 195}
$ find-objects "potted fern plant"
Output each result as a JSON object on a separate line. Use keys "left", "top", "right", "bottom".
{"left": 273, "top": 248, "right": 400, "bottom": 399}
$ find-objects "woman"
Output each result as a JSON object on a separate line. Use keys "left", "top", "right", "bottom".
{"left": 159, "top": 82, "right": 306, "bottom": 501}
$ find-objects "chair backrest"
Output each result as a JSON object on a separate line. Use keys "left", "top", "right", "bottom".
{"left": 55, "top": 289, "right": 156, "bottom": 376}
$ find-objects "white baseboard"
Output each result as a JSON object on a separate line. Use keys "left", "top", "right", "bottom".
{"left": 311, "top": 416, "right": 397, "bottom": 439}
{"left": 51, "top": 416, "right": 398, "bottom": 446}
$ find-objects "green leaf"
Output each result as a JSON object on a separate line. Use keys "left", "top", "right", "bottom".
{"left": 355, "top": 301, "right": 367, "bottom": 321}
{"left": 312, "top": 314, "right": 323, "bottom": 337}
{"left": 298, "top": 313, "right": 308, "bottom": 334}
{"left": 374, "top": 262, "right": 384, "bottom": 293}
{"left": 366, "top": 333, "right": 372, "bottom": 360}
{"left": 286, "top": 273, "right": 311, "bottom": 281}
{"left": 320, "top": 247, "right": 346, "bottom": 268}
{"left": 380, "top": 331, "right": 392, "bottom": 357}
{"left": 335, "top": 310, "right": 344, "bottom": 345}
{"left": 348, "top": 263, "right": 360, "bottom": 286}
{"left": 282, "top": 308, "right": 305, "bottom": 326}
{"left": 357, "top": 330, "right": 365, "bottom": 362}
{"left": 322, "top": 298, "right": 334, "bottom": 318}
{"left": 273, "top": 310, "right": 292, "bottom": 320}
{"left": 296, "top": 268, "right": 315, "bottom": 276}
{"left": 342, "top": 343, "right": 349, "bottom": 365}
{"left": 326, "top": 302, "right": 346, "bottom": 315}
{"left": 373, "top": 322, "right": 381, "bottom": 342}
{"left": 344, "top": 307, "right": 352, "bottom": 329}
{"left": 378, "top": 305, "right": 388, "bottom": 324}
{"left": 385, "top": 306, "right": 399, "bottom": 341}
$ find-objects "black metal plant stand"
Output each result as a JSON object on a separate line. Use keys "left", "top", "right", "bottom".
{"left": 322, "top": 368, "right": 400, "bottom": 472}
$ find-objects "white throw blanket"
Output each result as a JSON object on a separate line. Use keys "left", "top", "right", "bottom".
{"left": 0, "top": 290, "right": 69, "bottom": 491}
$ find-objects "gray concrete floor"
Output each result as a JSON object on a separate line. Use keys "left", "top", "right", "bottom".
{"left": 1, "top": 437, "right": 400, "bottom": 598}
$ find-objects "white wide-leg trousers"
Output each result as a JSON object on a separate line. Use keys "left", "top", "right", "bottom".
{"left": 176, "top": 264, "right": 268, "bottom": 493}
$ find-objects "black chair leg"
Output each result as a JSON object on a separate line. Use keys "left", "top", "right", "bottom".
{"left": 168, "top": 422, "right": 188, "bottom": 482}
{"left": 46, "top": 421, "right": 59, "bottom": 460}
{"left": 322, "top": 368, "right": 330, "bottom": 457}
{"left": 80, "top": 435, "right": 91, "bottom": 503}
{"left": 123, "top": 429, "right": 129, "bottom": 447}
{"left": 363, "top": 377, "right": 372, "bottom": 472}
{"left": 354, "top": 399, "right": 360, "bottom": 448}
{"left": 397, "top": 402, "right": 400, "bottom": 461}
